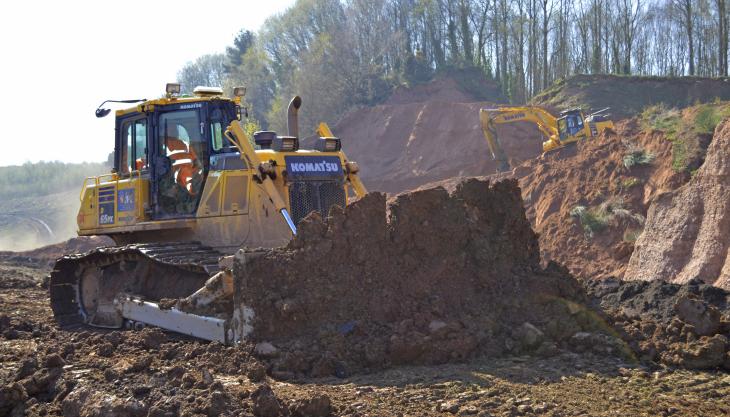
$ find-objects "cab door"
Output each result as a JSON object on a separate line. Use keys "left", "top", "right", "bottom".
{"left": 104, "top": 114, "right": 149, "bottom": 227}
{"left": 151, "top": 106, "right": 209, "bottom": 219}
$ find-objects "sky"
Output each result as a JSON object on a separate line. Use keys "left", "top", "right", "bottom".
{"left": 0, "top": 0, "right": 295, "bottom": 167}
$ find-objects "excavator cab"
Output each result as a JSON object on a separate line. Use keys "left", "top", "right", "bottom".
{"left": 557, "top": 109, "right": 586, "bottom": 141}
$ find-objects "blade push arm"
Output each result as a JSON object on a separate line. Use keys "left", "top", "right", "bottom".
{"left": 317, "top": 122, "right": 368, "bottom": 199}
{"left": 224, "top": 121, "right": 298, "bottom": 235}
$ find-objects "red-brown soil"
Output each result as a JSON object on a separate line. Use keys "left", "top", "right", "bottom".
{"left": 626, "top": 119, "right": 730, "bottom": 290}
{"left": 427, "top": 119, "right": 686, "bottom": 283}
{"left": 510, "top": 120, "right": 685, "bottom": 281}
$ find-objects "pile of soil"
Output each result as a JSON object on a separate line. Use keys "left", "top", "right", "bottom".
{"left": 234, "top": 178, "right": 619, "bottom": 377}
{"left": 625, "top": 119, "right": 730, "bottom": 290}
{"left": 0, "top": 236, "right": 113, "bottom": 268}
{"left": 532, "top": 74, "right": 730, "bottom": 119}
{"left": 333, "top": 78, "right": 544, "bottom": 192}
{"left": 385, "top": 77, "right": 483, "bottom": 105}
{"left": 586, "top": 278, "right": 730, "bottom": 370}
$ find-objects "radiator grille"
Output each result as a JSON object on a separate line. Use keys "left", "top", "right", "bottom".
{"left": 288, "top": 181, "right": 346, "bottom": 225}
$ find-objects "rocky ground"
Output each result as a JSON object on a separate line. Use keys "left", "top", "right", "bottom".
{"left": 1, "top": 267, "right": 729, "bottom": 417}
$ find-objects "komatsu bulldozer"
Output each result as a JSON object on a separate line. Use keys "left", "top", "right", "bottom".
{"left": 479, "top": 106, "right": 614, "bottom": 172}
{"left": 49, "top": 83, "right": 367, "bottom": 343}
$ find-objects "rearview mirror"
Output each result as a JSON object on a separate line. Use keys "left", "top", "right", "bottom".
{"left": 95, "top": 108, "right": 111, "bottom": 118}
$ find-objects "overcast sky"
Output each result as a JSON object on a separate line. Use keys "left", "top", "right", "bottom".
{"left": 0, "top": 0, "right": 295, "bottom": 167}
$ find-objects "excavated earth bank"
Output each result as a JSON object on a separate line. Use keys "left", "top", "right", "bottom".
{"left": 332, "top": 78, "right": 541, "bottom": 193}
{"left": 235, "top": 179, "right": 613, "bottom": 377}
{"left": 626, "top": 119, "right": 730, "bottom": 290}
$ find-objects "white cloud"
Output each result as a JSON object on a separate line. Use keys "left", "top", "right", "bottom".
{"left": 0, "top": 0, "right": 293, "bottom": 167}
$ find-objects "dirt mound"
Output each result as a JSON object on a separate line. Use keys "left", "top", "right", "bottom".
{"left": 233, "top": 178, "right": 612, "bottom": 377}
{"left": 586, "top": 278, "right": 730, "bottom": 370}
{"left": 532, "top": 74, "right": 730, "bottom": 119}
{"left": 334, "top": 77, "right": 545, "bottom": 193}
{"left": 385, "top": 75, "right": 502, "bottom": 105}
{"left": 625, "top": 119, "right": 730, "bottom": 290}
{"left": 0, "top": 236, "right": 113, "bottom": 268}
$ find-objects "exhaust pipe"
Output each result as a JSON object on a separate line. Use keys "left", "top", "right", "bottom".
{"left": 287, "top": 96, "right": 302, "bottom": 138}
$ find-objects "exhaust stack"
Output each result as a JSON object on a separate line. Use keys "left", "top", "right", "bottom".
{"left": 287, "top": 96, "right": 302, "bottom": 138}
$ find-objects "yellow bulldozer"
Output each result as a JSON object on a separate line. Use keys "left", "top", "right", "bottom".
{"left": 49, "top": 83, "right": 367, "bottom": 343}
{"left": 479, "top": 106, "right": 614, "bottom": 172}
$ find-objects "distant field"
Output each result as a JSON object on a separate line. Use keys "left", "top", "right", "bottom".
{"left": 0, "top": 161, "right": 108, "bottom": 251}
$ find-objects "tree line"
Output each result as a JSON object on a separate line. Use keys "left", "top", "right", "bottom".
{"left": 0, "top": 162, "right": 109, "bottom": 200}
{"left": 177, "top": 0, "right": 730, "bottom": 136}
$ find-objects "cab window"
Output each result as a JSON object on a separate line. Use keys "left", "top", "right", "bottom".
{"left": 211, "top": 122, "right": 224, "bottom": 151}
{"left": 134, "top": 120, "right": 147, "bottom": 170}
{"left": 119, "top": 118, "right": 147, "bottom": 175}
{"left": 159, "top": 110, "right": 203, "bottom": 154}
{"left": 123, "top": 121, "right": 133, "bottom": 174}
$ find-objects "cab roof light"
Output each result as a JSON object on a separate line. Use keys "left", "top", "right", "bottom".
{"left": 166, "top": 83, "right": 181, "bottom": 97}
{"left": 233, "top": 86, "right": 247, "bottom": 97}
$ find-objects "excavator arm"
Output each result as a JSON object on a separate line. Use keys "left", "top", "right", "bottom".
{"left": 479, "top": 106, "right": 561, "bottom": 173}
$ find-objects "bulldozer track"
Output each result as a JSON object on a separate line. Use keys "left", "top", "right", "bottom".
{"left": 48, "top": 242, "right": 224, "bottom": 329}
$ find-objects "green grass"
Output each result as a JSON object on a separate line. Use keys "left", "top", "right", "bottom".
{"left": 640, "top": 104, "right": 680, "bottom": 135}
{"left": 694, "top": 104, "right": 727, "bottom": 134}
{"left": 671, "top": 139, "right": 688, "bottom": 171}
{"left": 639, "top": 103, "right": 730, "bottom": 172}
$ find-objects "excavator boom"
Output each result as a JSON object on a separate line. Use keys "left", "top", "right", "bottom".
{"left": 479, "top": 105, "right": 613, "bottom": 173}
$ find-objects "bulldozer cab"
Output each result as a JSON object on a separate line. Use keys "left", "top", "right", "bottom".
{"left": 113, "top": 97, "right": 239, "bottom": 219}
{"left": 557, "top": 109, "right": 585, "bottom": 141}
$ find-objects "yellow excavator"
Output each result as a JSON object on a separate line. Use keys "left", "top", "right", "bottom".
{"left": 479, "top": 106, "right": 614, "bottom": 172}
{"left": 49, "top": 83, "right": 367, "bottom": 343}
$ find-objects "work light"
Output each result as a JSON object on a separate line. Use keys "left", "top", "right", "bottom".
{"left": 314, "top": 137, "right": 341, "bottom": 152}
{"left": 166, "top": 83, "right": 181, "bottom": 96}
{"left": 272, "top": 136, "right": 299, "bottom": 152}
{"left": 233, "top": 86, "right": 247, "bottom": 97}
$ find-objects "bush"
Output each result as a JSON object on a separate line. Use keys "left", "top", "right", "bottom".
{"left": 623, "top": 228, "right": 643, "bottom": 243}
{"left": 623, "top": 148, "right": 655, "bottom": 169}
{"left": 621, "top": 177, "right": 641, "bottom": 189}
{"left": 570, "top": 205, "right": 609, "bottom": 239}
{"left": 570, "top": 198, "right": 644, "bottom": 239}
